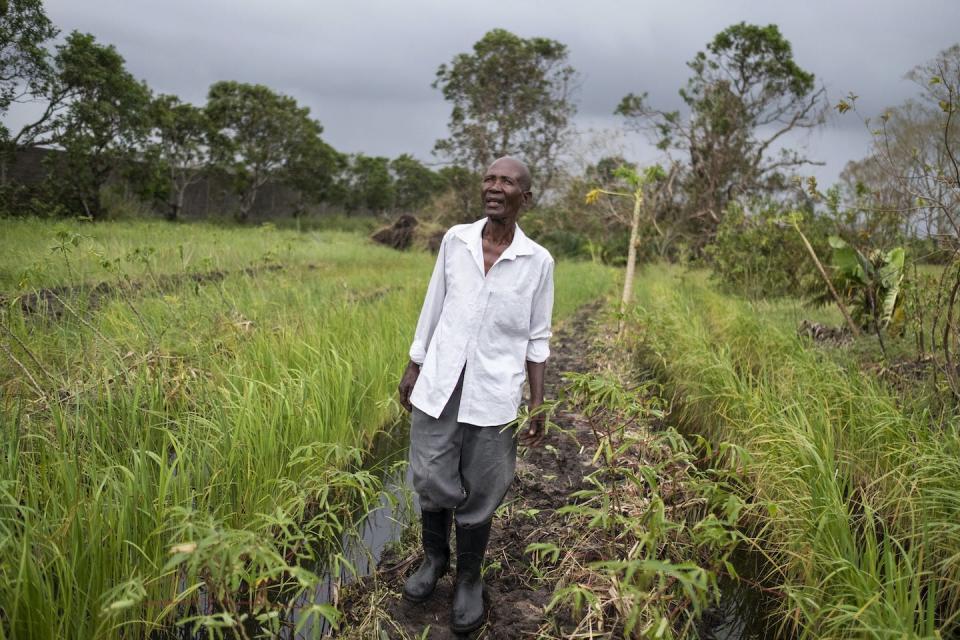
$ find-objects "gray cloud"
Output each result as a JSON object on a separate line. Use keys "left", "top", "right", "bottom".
{"left": 22, "top": 0, "right": 960, "bottom": 185}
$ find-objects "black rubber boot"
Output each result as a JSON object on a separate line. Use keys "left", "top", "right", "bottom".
{"left": 451, "top": 520, "right": 492, "bottom": 634}
{"left": 402, "top": 509, "right": 452, "bottom": 603}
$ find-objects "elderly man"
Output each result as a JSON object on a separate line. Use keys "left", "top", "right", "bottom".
{"left": 397, "top": 156, "right": 554, "bottom": 633}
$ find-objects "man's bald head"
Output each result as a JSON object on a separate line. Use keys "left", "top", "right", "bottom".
{"left": 482, "top": 156, "right": 533, "bottom": 220}
{"left": 487, "top": 156, "right": 532, "bottom": 192}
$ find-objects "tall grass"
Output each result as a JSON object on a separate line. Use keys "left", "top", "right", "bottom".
{"left": 0, "top": 220, "right": 613, "bottom": 639}
{"left": 628, "top": 265, "right": 960, "bottom": 638}
{"left": 0, "top": 218, "right": 385, "bottom": 289}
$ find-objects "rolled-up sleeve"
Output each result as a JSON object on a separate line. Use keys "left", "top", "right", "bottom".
{"left": 408, "top": 232, "right": 449, "bottom": 365}
{"left": 525, "top": 257, "right": 554, "bottom": 363}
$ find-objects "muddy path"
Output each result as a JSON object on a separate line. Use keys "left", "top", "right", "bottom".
{"left": 338, "top": 301, "right": 606, "bottom": 639}
{"left": 0, "top": 263, "right": 402, "bottom": 321}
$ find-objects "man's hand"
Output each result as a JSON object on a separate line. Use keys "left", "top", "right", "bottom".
{"left": 398, "top": 361, "right": 420, "bottom": 412}
{"left": 521, "top": 359, "right": 547, "bottom": 447}
{"left": 519, "top": 401, "right": 546, "bottom": 447}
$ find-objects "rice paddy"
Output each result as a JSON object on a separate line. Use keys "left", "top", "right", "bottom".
{"left": 0, "top": 219, "right": 613, "bottom": 639}
{"left": 627, "top": 265, "right": 960, "bottom": 639}
{"left": 3, "top": 221, "right": 959, "bottom": 639}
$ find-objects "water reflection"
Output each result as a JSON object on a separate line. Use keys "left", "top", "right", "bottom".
{"left": 288, "top": 420, "right": 416, "bottom": 638}
{"left": 149, "top": 419, "right": 417, "bottom": 639}
{"left": 697, "top": 544, "right": 786, "bottom": 640}
{"left": 291, "top": 465, "right": 414, "bottom": 637}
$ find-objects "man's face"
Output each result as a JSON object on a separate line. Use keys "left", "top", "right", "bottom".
{"left": 482, "top": 159, "right": 530, "bottom": 220}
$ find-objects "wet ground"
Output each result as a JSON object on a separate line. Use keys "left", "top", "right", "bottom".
{"left": 336, "top": 301, "right": 604, "bottom": 639}
{"left": 334, "top": 301, "right": 784, "bottom": 639}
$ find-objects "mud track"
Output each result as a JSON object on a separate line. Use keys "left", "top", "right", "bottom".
{"left": 339, "top": 302, "right": 606, "bottom": 639}
{"left": 1, "top": 264, "right": 285, "bottom": 318}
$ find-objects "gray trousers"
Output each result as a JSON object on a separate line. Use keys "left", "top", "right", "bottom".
{"left": 410, "top": 373, "right": 518, "bottom": 528}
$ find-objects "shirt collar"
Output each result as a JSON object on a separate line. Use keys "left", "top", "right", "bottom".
{"left": 454, "top": 217, "right": 534, "bottom": 274}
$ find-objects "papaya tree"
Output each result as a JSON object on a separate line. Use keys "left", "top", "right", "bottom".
{"left": 586, "top": 164, "right": 675, "bottom": 320}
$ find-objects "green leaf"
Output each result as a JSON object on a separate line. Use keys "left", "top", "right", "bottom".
{"left": 827, "top": 235, "right": 848, "bottom": 250}
{"left": 878, "top": 247, "right": 905, "bottom": 327}
{"left": 879, "top": 247, "right": 905, "bottom": 287}
{"left": 613, "top": 164, "right": 641, "bottom": 188}
{"left": 829, "top": 236, "right": 866, "bottom": 283}
{"left": 525, "top": 542, "right": 561, "bottom": 563}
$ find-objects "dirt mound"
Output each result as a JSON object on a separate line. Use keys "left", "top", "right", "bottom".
{"left": 370, "top": 215, "right": 446, "bottom": 253}
{"left": 420, "top": 227, "right": 446, "bottom": 253}
{"left": 371, "top": 215, "right": 419, "bottom": 250}
{"left": 2, "top": 264, "right": 283, "bottom": 318}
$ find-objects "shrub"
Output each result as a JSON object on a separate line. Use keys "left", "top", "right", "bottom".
{"left": 706, "top": 201, "right": 830, "bottom": 298}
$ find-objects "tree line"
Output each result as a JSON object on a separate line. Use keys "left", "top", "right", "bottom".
{"left": 2, "top": 0, "right": 957, "bottom": 275}
{"left": 0, "top": 0, "right": 465, "bottom": 221}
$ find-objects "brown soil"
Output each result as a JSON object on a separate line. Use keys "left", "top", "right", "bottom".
{"left": 337, "top": 302, "right": 605, "bottom": 639}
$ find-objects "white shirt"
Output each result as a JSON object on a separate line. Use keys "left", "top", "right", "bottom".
{"left": 409, "top": 217, "right": 554, "bottom": 426}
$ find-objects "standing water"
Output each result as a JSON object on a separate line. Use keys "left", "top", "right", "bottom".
{"left": 207, "top": 416, "right": 788, "bottom": 639}
{"left": 697, "top": 543, "right": 787, "bottom": 639}
{"left": 285, "top": 422, "right": 417, "bottom": 638}
{"left": 150, "top": 422, "right": 418, "bottom": 640}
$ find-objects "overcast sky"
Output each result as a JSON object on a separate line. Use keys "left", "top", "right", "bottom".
{"left": 21, "top": 0, "right": 960, "bottom": 185}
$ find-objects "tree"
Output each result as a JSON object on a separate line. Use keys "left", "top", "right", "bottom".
{"left": 834, "top": 44, "right": 960, "bottom": 397}
{"left": 587, "top": 163, "right": 675, "bottom": 321}
{"left": 282, "top": 131, "right": 343, "bottom": 218}
{"left": 617, "top": 22, "right": 826, "bottom": 247}
{"left": 433, "top": 165, "right": 478, "bottom": 224}
{"left": 534, "top": 156, "right": 635, "bottom": 262}
{"left": 391, "top": 153, "right": 444, "bottom": 212}
{"left": 205, "top": 81, "right": 323, "bottom": 222}
{"left": 341, "top": 153, "right": 394, "bottom": 213}
{"left": 148, "top": 94, "right": 210, "bottom": 221}
{"left": 0, "top": 0, "right": 58, "bottom": 181}
{"left": 433, "top": 28, "right": 577, "bottom": 201}
{"left": 838, "top": 52, "right": 960, "bottom": 248}
{"left": 838, "top": 106, "right": 921, "bottom": 247}
{"left": 46, "top": 31, "right": 152, "bottom": 219}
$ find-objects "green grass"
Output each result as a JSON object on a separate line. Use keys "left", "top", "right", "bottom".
{"left": 628, "top": 265, "right": 960, "bottom": 639}
{"left": 0, "top": 217, "right": 382, "bottom": 290}
{"left": 0, "top": 218, "right": 614, "bottom": 639}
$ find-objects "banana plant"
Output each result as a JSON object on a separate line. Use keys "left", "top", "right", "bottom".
{"left": 824, "top": 236, "right": 906, "bottom": 331}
